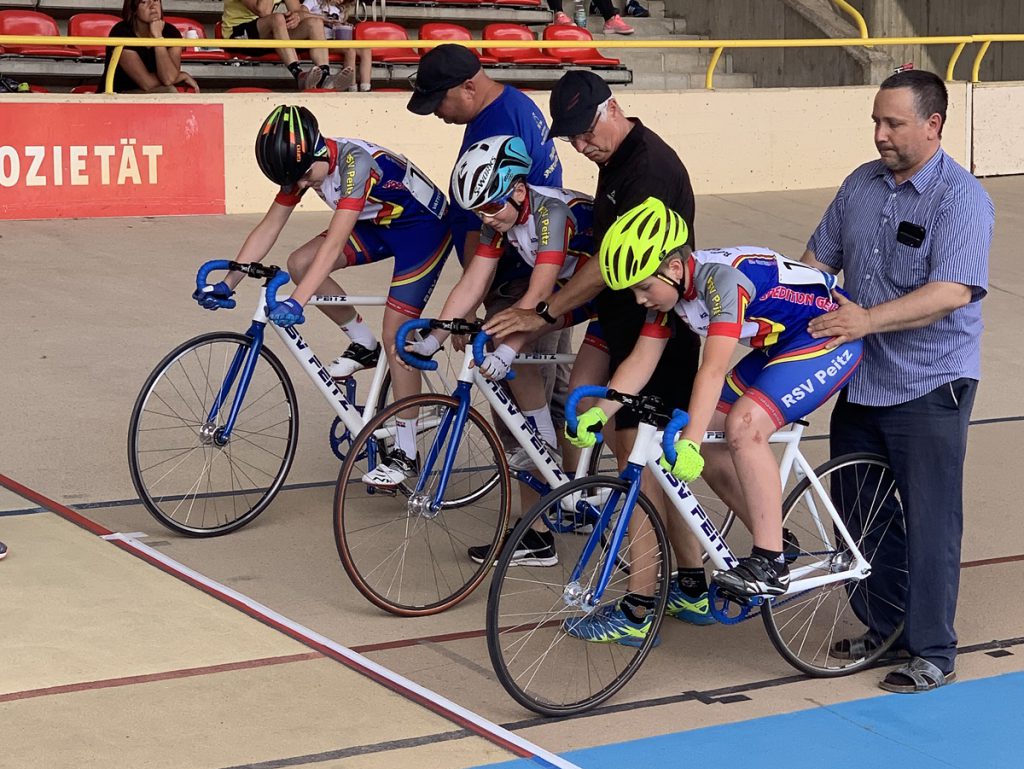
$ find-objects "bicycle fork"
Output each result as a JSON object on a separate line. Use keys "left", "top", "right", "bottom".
{"left": 204, "top": 321, "right": 267, "bottom": 446}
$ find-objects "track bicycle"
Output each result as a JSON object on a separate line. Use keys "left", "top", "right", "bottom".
{"left": 486, "top": 385, "right": 907, "bottom": 716}
{"left": 332, "top": 319, "right": 736, "bottom": 617}
{"left": 127, "top": 260, "right": 452, "bottom": 537}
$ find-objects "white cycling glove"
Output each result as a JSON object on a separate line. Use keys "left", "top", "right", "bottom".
{"left": 480, "top": 344, "right": 517, "bottom": 381}
{"left": 405, "top": 333, "right": 441, "bottom": 359}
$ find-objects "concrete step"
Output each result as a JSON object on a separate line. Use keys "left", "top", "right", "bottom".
{"left": 611, "top": 48, "right": 712, "bottom": 73}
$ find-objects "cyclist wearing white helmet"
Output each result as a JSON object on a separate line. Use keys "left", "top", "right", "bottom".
{"left": 404, "top": 135, "right": 609, "bottom": 558}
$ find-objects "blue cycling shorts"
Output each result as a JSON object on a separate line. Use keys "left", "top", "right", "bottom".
{"left": 717, "top": 336, "right": 863, "bottom": 428}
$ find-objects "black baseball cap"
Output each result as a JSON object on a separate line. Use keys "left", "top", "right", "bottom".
{"left": 547, "top": 70, "right": 613, "bottom": 138}
{"left": 407, "top": 44, "right": 482, "bottom": 115}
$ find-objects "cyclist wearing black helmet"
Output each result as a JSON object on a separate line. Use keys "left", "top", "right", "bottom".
{"left": 199, "top": 104, "right": 452, "bottom": 484}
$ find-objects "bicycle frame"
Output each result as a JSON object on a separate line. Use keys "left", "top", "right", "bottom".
{"left": 208, "top": 287, "right": 392, "bottom": 443}
{"left": 575, "top": 420, "right": 873, "bottom": 609}
{"left": 413, "top": 341, "right": 594, "bottom": 508}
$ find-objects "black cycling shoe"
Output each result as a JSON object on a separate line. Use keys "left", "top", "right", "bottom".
{"left": 712, "top": 554, "right": 790, "bottom": 599}
{"left": 328, "top": 342, "right": 381, "bottom": 378}
{"left": 468, "top": 526, "right": 557, "bottom": 567}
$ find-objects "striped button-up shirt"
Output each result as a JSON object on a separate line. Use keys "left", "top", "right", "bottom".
{"left": 808, "top": 147, "right": 993, "bottom": 407}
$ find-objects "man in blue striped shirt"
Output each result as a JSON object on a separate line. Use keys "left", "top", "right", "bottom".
{"left": 802, "top": 69, "right": 993, "bottom": 694}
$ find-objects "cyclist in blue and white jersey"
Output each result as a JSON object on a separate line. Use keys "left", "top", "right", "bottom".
{"left": 565, "top": 197, "right": 863, "bottom": 641}
{"left": 403, "top": 136, "right": 608, "bottom": 562}
{"left": 194, "top": 105, "right": 451, "bottom": 484}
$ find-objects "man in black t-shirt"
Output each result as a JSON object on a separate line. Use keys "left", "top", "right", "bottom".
{"left": 485, "top": 71, "right": 711, "bottom": 643}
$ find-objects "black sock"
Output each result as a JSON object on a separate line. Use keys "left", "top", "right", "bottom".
{"left": 288, "top": 61, "right": 303, "bottom": 79}
{"left": 319, "top": 64, "right": 330, "bottom": 75}
{"left": 675, "top": 567, "right": 708, "bottom": 598}
{"left": 621, "top": 593, "right": 656, "bottom": 624}
{"left": 752, "top": 546, "right": 785, "bottom": 566}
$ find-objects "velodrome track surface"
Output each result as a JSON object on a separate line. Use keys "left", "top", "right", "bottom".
{"left": 2, "top": 179, "right": 1023, "bottom": 768}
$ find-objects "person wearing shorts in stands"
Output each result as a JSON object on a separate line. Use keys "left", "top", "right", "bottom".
{"left": 193, "top": 105, "right": 451, "bottom": 484}
{"left": 563, "top": 198, "right": 863, "bottom": 645}
{"left": 221, "top": 0, "right": 333, "bottom": 89}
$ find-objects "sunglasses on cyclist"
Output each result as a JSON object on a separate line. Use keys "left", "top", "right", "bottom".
{"left": 474, "top": 195, "right": 512, "bottom": 217}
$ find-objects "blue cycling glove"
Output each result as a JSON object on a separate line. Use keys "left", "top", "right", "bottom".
{"left": 193, "top": 281, "right": 236, "bottom": 310}
{"left": 267, "top": 297, "right": 305, "bottom": 327}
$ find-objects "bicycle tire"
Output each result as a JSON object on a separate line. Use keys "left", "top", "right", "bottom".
{"left": 486, "top": 475, "right": 670, "bottom": 716}
{"left": 762, "top": 452, "right": 906, "bottom": 676}
{"left": 127, "top": 332, "right": 299, "bottom": 537}
{"left": 334, "top": 393, "right": 511, "bottom": 616}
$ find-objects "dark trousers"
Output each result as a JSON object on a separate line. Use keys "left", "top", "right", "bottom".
{"left": 830, "top": 378, "right": 977, "bottom": 674}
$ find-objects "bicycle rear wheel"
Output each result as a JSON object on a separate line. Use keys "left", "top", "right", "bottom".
{"left": 334, "top": 394, "right": 510, "bottom": 616}
{"left": 762, "top": 453, "right": 906, "bottom": 676}
{"left": 486, "top": 475, "right": 669, "bottom": 716}
{"left": 127, "top": 332, "right": 298, "bottom": 536}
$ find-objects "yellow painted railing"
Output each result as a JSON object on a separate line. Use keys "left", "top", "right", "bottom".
{"left": 832, "top": 0, "right": 869, "bottom": 39}
{"left": 0, "top": 33, "right": 1017, "bottom": 93}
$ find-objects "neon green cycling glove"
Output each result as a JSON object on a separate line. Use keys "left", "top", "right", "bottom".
{"left": 565, "top": 407, "right": 609, "bottom": 448}
{"left": 659, "top": 439, "right": 704, "bottom": 482}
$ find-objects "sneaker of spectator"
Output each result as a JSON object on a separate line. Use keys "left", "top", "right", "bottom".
{"left": 602, "top": 14, "right": 634, "bottom": 34}
{"left": 624, "top": 0, "right": 649, "bottom": 17}
{"left": 221, "top": 0, "right": 331, "bottom": 89}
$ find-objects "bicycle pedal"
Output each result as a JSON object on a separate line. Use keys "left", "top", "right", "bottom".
{"left": 365, "top": 486, "right": 398, "bottom": 497}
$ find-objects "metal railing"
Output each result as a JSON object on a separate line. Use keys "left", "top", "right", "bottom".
{"left": 832, "top": 0, "right": 869, "bottom": 39}
{"left": 0, "top": 33, "right": 1019, "bottom": 93}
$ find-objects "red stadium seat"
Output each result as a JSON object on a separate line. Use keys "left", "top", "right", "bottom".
{"left": 431, "top": 0, "right": 481, "bottom": 4}
{"left": 71, "top": 84, "right": 99, "bottom": 93}
{"left": 165, "top": 16, "right": 231, "bottom": 60}
{"left": 494, "top": 0, "right": 541, "bottom": 5}
{"left": 68, "top": 13, "right": 119, "bottom": 58}
{"left": 226, "top": 87, "right": 274, "bottom": 92}
{"left": 542, "top": 24, "right": 620, "bottom": 66}
{"left": 482, "top": 23, "right": 560, "bottom": 66}
{"left": 355, "top": 21, "right": 419, "bottom": 64}
{"left": 0, "top": 10, "right": 81, "bottom": 57}
{"left": 418, "top": 23, "right": 497, "bottom": 65}
{"left": 27, "top": 84, "right": 49, "bottom": 92}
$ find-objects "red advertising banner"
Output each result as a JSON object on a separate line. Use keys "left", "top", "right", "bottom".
{"left": 0, "top": 103, "right": 225, "bottom": 220}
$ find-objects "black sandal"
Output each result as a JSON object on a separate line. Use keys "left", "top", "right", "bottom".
{"left": 879, "top": 657, "right": 956, "bottom": 693}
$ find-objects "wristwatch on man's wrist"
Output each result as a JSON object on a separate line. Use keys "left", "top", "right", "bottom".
{"left": 535, "top": 301, "right": 557, "bottom": 324}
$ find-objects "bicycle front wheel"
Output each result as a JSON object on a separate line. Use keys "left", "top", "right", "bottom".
{"left": 334, "top": 394, "right": 510, "bottom": 616}
{"left": 762, "top": 453, "right": 906, "bottom": 676}
{"left": 128, "top": 332, "right": 298, "bottom": 537}
{"left": 487, "top": 475, "right": 670, "bottom": 716}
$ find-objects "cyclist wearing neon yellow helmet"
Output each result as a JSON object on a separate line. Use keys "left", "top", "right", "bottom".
{"left": 569, "top": 196, "right": 865, "bottom": 603}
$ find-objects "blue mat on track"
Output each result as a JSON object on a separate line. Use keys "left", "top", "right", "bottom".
{"left": 485, "top": 671, "right": 1024, "bottom": 769}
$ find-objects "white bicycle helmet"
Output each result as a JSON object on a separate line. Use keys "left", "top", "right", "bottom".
{"left": 451, "top": 135, "right": 532, "bottom": 211}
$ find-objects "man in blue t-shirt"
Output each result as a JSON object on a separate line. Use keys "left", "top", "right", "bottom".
{"left": 407, "top": 44, "right": 562, "bottom": 267}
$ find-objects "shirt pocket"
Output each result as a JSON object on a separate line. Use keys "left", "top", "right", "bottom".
{"left": 886, "top": 243, "right": 928, "bottom": 291}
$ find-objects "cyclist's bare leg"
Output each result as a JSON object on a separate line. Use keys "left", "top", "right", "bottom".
{"left": 382, "top": 308, "right": 422, "bottom": 414}
{"left": 711, "top": 397, "right": 783, "bottom": 551}
{"left": 560, "top": 342, "right": 610, "bottom": 472}
{"left": 287, "top": 237, "right": 357, "bottom": 325}
{"left": 700, "top": 409, "right": 752, "bottom": 531}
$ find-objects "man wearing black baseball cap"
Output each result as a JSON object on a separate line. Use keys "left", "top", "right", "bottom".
{"left": 485, "top": 70, "right": 712, "bottom": 632}
{"left": 406, "top": 43, "right": 484, "bottom": 119}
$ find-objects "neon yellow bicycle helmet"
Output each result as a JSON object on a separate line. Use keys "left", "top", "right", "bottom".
{"left": 599, "top": 197, "right": 690, "bottom": 291}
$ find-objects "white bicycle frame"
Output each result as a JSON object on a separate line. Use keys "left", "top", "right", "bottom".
{"left": 625, "top": 420, "right": 872, "bottom": 596}
{"left": 252, "top": 287, "right": 451, "bottom": 439}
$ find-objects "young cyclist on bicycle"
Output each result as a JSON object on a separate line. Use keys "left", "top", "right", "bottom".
{"left": 566, "top": 197, "right": 863, "bottom": 638}
{"left": 402, "top": 135, "right": 609, "bottom": 561}
{"left": 194, "top": 105, "right": 452, "bottom": 484}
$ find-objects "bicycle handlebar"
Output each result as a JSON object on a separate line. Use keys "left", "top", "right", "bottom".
{"left": 470, "top": 332, "right": 515, "bottom": 381}
{"left": 396, "top": 319, "right": 437, "bottom": 371}
{"left": 661, "top": 409, "right": 691, "bottom": 465}
{"left": 565, "top": 385, "right": 609, "bottom": 439}
{"left": 196, "top": 260, "right": 233, "bottom": 292}
{"left": 263, "top": 269, "right": 293, "bottom": 316}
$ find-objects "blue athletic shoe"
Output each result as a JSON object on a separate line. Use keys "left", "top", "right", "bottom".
{"left": 563, "top": 603, "right": 660, "bottom": 648}
{"left": 665, "top": 583, "right": 716, "bottom": 625}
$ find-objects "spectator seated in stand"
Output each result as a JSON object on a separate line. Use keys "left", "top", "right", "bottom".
{"left": 221, "top": 0, "right": 333, "bottom": 90}
{"left": 302, "top": 0, "right": 371, "bottom": 91}
{"left": 100, "top": 0, "right": 199, "bottom": 93}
